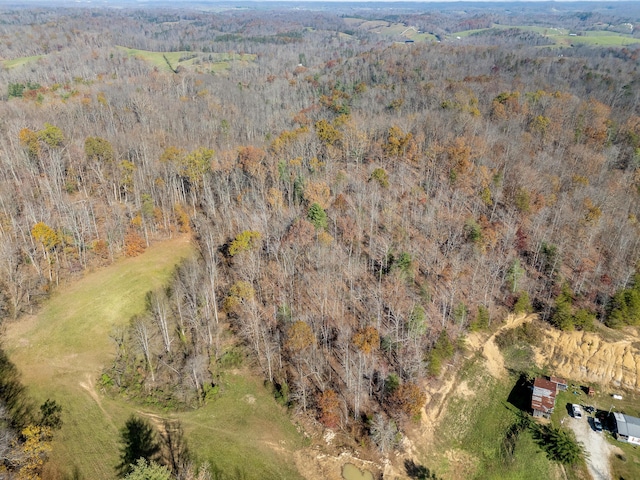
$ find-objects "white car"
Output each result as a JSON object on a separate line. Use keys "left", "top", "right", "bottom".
{"left": 572, "top": 404, "right": 583, "bottom": 418}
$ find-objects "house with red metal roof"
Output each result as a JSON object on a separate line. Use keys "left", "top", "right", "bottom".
{"left": 531, "top": 377, "right": 558, "bottom": 418}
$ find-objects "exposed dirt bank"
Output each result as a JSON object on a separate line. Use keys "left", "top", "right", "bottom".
{"left": 533, "top": 328, "right": 640, "bottom": 391}
{"left": 297, "top": 316, "right": 640, "bottom": 480}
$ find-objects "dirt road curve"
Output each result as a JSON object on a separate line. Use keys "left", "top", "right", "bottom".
{"left": 566, "top": 414, "right": 614, "bottom": 480}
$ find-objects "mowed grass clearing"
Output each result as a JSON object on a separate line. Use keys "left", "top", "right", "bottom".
{"left": 557, "top": 31, "right": 640, "bottom": 47}
{"left": 343, "top": 17, "right": 436, "bottom": 42}
{"left": 4, "top": 235, "right": 303, "bottom": 479}
{"left": 2, "top": 55, "right": 44, "bottom": 69}
{"left": 117, "top": 46, "right": 256, "bottom": 73}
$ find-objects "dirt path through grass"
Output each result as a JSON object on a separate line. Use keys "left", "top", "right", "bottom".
{"left": 401, "top": 314, "right": 538, "bottom": 479}
{"left": 4, "top": 235, "right": 305, "bottom": 480}
{"left": 4, "top": 235, "right": 193, "bottom": 479}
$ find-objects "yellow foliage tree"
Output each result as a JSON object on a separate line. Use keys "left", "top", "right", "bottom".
{"left": 314, "top": 119, "right": 342, "bottom": 146}
{"left": 269, "top": 126, "right": 309, "bottom": 155}
{"left": 286, "top": 320, "right": 315, "bottom": 353}
{"left": 266, "top": 187, "right": 284, "bottom": 210}
{"left": 84, "top": 136, "right": 114, "bottom": 163}
{"left": 13, "top": 425, "right": 53, "bottom": 480}
{"left": 159, "top": 146, "right": 185, "bottom": 165}
{"left": 228, "top": 230, "right": 261, "bottom": 256}
{"left": 223, "top": 281, "right": 255, "bottom": 314}
{"left": 19, "top": 128, "right": 40, "bottom": 160}
{"left": 384, "top": 126, "right": 413, "bottom": 158}
{"left": 31, "top": 222, "right": 59, "bottom": 252}
{"left": 37, "top": 123, "right": 64, "bottom": 148}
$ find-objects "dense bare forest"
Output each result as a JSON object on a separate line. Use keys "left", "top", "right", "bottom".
{"left": 1, "top": 2, "right": 640, "bottom": 477}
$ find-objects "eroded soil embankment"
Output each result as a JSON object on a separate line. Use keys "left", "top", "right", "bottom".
{"left": 533, "top": 328, "right": 640, "bottom": 391}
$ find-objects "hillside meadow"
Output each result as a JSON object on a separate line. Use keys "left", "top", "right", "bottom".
{"left": 4, "top": 236, "right": 303, "bottom": 479}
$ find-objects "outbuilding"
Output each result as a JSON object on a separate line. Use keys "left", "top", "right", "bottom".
{"left": 550, "top": 376, "right": 568, "bottom": 391}
{"left": 613, "top": 413, "right": 640, "bottom": 446}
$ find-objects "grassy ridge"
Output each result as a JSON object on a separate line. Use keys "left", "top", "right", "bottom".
{"left": 117, "top": 47, "right": 256, "bottom": 73}
{"left": 4, "top": 236, "right": 303, "bottom": 479}
{"left": 452, "top": 24, "right": 640, "bottom": 46}
{"left": 2, "top": 55, "right": 44, "bottom": 69}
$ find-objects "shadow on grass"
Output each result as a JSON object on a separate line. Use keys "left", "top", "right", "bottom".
{"left": 116, "top": 415, "right": 160, "bottom": 477}
{"left": 0, "top": 347, "right": 35, "bottom": 429}
{"left": 507, "top": 372, "right": 533, "bottom": 413}
{"left": 404, "top": 459, "right": 442, "bottom": 479}
{"left": 530, "top": 422, "right": 582, "bottom": 465}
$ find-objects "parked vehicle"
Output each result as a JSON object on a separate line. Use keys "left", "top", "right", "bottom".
{"left": 572, "top": 404, "right": 583, "bottom": 418}
{"left": 594, "top": 418, "right": 603, "bottom": 432}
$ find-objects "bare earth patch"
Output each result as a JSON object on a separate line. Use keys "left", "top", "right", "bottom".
{"left": 78, "top": 373, "right": 109, "bottom": 418}
{"left": 301, "top": 313, "right": 636, "bottom": 479}
{"left": 467, "top": 313, "right": 532, "bottom": 379}
{"left": 533, "top": 328, "right": 640, "bottom": 391}
{"left": 455, "top": 380, "right": 475, "bottom": 398}
{"left": 402, "top": 314, "right": 534, "bottom": 475}
{"left": 481, "top": 337, "right": 506, "bottom": 378}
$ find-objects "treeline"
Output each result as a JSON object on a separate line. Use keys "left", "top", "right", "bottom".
{"left": 1, "top": 5, "right": 640, "bottom": 450}
{"left": 0, "top": 348, "right": 63, "bottom": 478}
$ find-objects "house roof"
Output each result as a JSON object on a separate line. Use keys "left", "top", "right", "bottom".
{"left": 614, "top": 413, "right": 640, "bottom": 438}
{"left": 550, "top": 376, "right": 567, "bottom": 386}
{"left": 532, "top": 377, "right": 557, "bottom": 413}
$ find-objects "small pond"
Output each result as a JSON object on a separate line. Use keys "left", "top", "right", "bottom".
{"left": 341, "top": 463, "right": 375, "bottom": 480}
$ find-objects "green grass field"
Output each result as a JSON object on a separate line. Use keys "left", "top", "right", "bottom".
{"left": 117, "top": 47, "right": 256, "bottom": 73}
{"left": 2, "top": 55, "right": 44, "bottom": 69}
{"left": 4, "top": 236, "right": 303, "bottom": 479}
{"left": 342, "top": 17, "right": 436, "bottom": 42}
{"left": 451, "top": 24, "right": 640, "bottom": 47}
{"left": 559, "top": 32, "right": 640, "bottom": 47}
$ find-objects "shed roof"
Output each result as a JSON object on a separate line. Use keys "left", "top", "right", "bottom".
{"left": 550, "top": 376, "right": 567, "bottom": 386}
{"left": 532, "top": 377, "right": 557, "bottom": 413}
{"left": 614, "top": 413, "right": 640, "bottom": 438}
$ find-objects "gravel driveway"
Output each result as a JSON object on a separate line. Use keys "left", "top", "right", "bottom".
{"left": 566, "top": 413, "right": 614, "bottom": 480}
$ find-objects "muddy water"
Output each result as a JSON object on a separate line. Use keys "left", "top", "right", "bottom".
{"left": 342, "top": 463, "right": 375, "bottom": 480}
